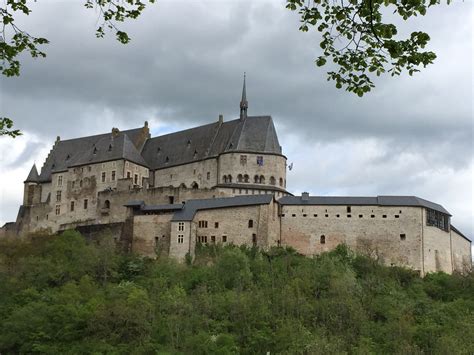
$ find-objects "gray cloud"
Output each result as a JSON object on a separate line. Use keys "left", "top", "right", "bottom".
{"left": 0, "top": 0, "right": 472, "bottom": 240}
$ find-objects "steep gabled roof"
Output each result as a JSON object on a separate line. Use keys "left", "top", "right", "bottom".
{"left": 38, "top": 128, "right": 145, "bottom": 182}
{"left": 141, "top": 116, "right": 283, "bottom": 170}
{"left": 278, "top": 195, "right": 451, "bottom": 216}
{"left": 70, "top": 133, "right": 147, "bottom": 167}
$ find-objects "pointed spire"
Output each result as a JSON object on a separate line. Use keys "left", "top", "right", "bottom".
{"left": 240, "top": 72, "right": 248, "bottom": 120}
{"left": 25, "top": 164, "right": 39, "bottom": 183}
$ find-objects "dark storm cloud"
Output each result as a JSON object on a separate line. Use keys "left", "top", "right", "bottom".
{"left": 3, "top": 0, "right": 470, "bottom": 156}
{"left": 0, "top": 0, "right": 472, "bottom": 238}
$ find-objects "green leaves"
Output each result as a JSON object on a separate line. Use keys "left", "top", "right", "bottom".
{"left": 0, "top": 117, "right": 21, "bottom": 137}
{"left": 286, "top": 0, "right": 445, "bottom": 96}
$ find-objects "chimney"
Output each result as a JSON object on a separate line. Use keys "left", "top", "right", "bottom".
{"left": 111, "top": 127, "right": 120, "bottom": 137}
{"left": 301, "top": 192, "right": 309, "bottom": 201}
{"left": 218, "top": 114, "right": 223, "bottom": 124}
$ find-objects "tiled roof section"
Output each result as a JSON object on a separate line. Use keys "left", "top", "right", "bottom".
{"left": 25, "top": 164, "right": 39, "bottom": 183}
{"left": 141, "top": 116, "right": 282, "bottom": 170}
{"left": 451, "top": 225, "right": 471, "bottom": 242}
{"left": 228, "top": 116, "right": 281, "bottom": 154}
{"left": 141, "top": 204, "right": 184, "bottom": 212}
{"left": 70, "top": 133, "right": 147, "bottom": 168}
{"left": 141, "top": 122, "right": 221, "bottom": 170}
{"left": 171, "top": 194, "right": 274, "bottom": 221}
{"left": 38, "top": 128, "right": 145, "bottom": 182}
{"left": 278, "top": 195, "right": 451, "bottom": 216}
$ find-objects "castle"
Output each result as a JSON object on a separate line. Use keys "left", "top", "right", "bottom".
{"left": 2, "top": 79, "right": 471, "bottom": 275}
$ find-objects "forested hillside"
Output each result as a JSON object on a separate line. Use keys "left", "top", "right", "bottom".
{"left": 0, "top": 231, "right": 473, "bottom": 354}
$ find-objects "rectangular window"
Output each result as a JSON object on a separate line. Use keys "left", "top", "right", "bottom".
{"left": 214, "top": 222, "right": 219, "bottom": 228}
{"left": 127, "top": 171, "right": 131, "bottom": 178}
{"left": 207, "top": 172, "right": 210, "bottom": 180}
{"left": 55, "top": 205, "right": 60, "bottom": 215}
{"left": 198, "top": 221, "right": 208, "bottom": 228}
{"left": 111, "top": 171, "right": 116, "bottom": 181}
{"left": 57, "top": 175, "right": 63, "bottom": 186}
{"left": 84, "top": 199, "right": 88, "bottom": 209}
{"left": 211, "top": 236, "right": 216, "bottom": 243}
{"left": 400, "top": 233, "right": 406, "bottom": 241}
{"left": 252, "top": 233, "right": 257, "bottom": 246}
{"left": 101, "top": 172, "right": 106, "bottom": 182}
{"left": 56, "top": 190, "right": 62, "bottom": 202}
{"left": 177, "top": 234, "right": 184, "bottom": 244}
{"left": 88, "top": 166, "right": 92, "bottom": 172}
{"left": 70, "top": 201, "right": 75, "bottom": 212}
{"left": 240, "top": 155, "right": 247, "bottom": 165}
{"left": 222, "top": 235, "right": 227, "bottom": 243}
{"left": 256, "top": 156, "right": 263, "bottom": 166}
{"left": 347, "top": 206, "right": 351, "bottom": 213}
{"left": 134, "top": 174, "right": 138, "bottom": 185}
{"left": 178, "top": 222, "right": 185, "bottom": 232}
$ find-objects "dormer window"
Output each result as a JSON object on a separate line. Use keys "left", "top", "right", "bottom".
{"left": 108, "top": 144, "right": 112, "bottom": 152}
{"left": 187, "top": 140, "right": 191, "bottom": 147}
{"left": 193, "top": 150, "right": 198, "bottom": 158}
{"left": 165, "top": 156, "right": 169, "bottom": 163}
{"left": 93, "top": 147, "right": 97, "bottom": 155}
{"left": 156, "top": 147, "right": 161, "bottom": 154}
{"left": 65, "top": 154, "right": 70, "bottom": 161}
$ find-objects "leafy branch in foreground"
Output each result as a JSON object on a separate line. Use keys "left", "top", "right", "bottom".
{"left": 0, "top": 118, "right": 21, "bottom": 137}
{"left": 286, "top": 0, "right": 446, "bottom": 96}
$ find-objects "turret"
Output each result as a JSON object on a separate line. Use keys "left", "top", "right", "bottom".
{"left": 23, "top": 164, "right": 41, "bottom": 205}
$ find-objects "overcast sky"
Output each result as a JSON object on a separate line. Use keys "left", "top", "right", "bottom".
{"left": 0, "top": 0, "right": 472, "bottom": 245}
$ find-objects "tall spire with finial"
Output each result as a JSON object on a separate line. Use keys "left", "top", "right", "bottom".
{"left": 240, "top": 72, "right": 248, "bottom": 120}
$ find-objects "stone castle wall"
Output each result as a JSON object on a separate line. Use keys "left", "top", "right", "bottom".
{"left": 280, "top": 204, "right": 424, "bottom": 272}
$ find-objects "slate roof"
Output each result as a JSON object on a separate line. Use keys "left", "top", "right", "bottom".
{"left": 70, "top": 133, "right": 147, "bottom": 168}
{"left": 34, "top": 115, "right": 282, "bottom": 182}
{"left": 25, "top": 164, "right": 39, "bottom": 183}
{"left": 37, "top": 128, "right": 146, "bottom": 182}
{"left": 278, "top": 195, "right": 451, "bottom": 216}
{"left": 124, "top": 195, "right": 273, "bottom": 221}
{"left": 141, "top": 116, "right": 282, "bottom": 170}
{"left": 171, "top": 195, "right": 274, "bottom": 221}
{"left": 451, "top": 225, "right": 471, "bottom": 242}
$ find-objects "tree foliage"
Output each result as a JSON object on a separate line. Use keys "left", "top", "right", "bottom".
{"left": 0, "top": 231, "right": 473, "bottom": 353}
{"left": 286, "top": 0, "right": 447, "bottom": 96}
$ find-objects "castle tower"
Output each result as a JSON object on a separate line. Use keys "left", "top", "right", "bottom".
{"left": 23, "top": 164, "right": 41, "bottom": 206}
{"left": 240, "top": 73, "right": 248, "bottom": 120}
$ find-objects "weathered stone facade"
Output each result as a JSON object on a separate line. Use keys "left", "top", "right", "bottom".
{"left": 1, "top": 84, "right": 471, "bottom": 275}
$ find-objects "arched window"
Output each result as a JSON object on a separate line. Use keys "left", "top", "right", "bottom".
{"left": 223, "top": 175, "right": 228, "bottom": 183}
{"left": 228, "top": 175, "right": 232, "bottom": 183}
{"left": 104, "top": 200, "right": 110, "bottom": 209}
{"left": 248, "top": 219, "right": 254, "bottom": 228}
{"left": 320, "top": 235, "right": 326, "bottom": 244}
{"left": 259, "top": 175, "right": 265, "bottom": 184}
{"left": 237, "top": 174, "right": 243, "bottom": 183}
{"left": 244, "top": 174, "right": 249, "bottom": 183}
{"left": 270, "top": 176, "right": 276, "bottom": 185}
{"left": 191, "top": 182, "right": 199, "bottom": 189}
{"left": 179, "top": 183, "right": 187, "bottom": 188}
{"left": 254, "top": 175, "right": 259, "bottom": 183}
{"left": 279, "top": 177, "right": 283, "bottom": 187}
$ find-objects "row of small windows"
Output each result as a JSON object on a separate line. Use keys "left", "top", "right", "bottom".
{"left": 54, "top": 198, "right": 91, "bottom": 215}
{"left": 281, "top": 213, "right": 402, "bottom": 219}
{"left": 426, "top": 208, "right": 450, "bottom": 232}
{"left": 198, "top": 220, "right": 254, "bottom": 228}
{"left": 222, "top": 174, "right": 284, "bottom": 187}
{"left": 318, "top": 234, "right": 406, "bottom": 244}
{"left": 196, "top": 235, "right": 228, "bottom": 244}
